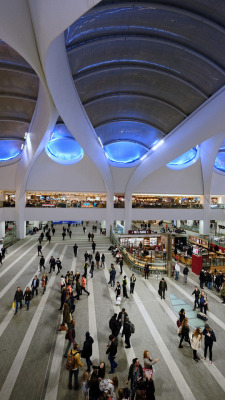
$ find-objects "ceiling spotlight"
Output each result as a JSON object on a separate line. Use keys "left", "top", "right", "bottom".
{"left": 152, "top": 139, "right": 164, "bottom": 151}
{"left": 21, "top": 143, "right": 24, "bottom": 150}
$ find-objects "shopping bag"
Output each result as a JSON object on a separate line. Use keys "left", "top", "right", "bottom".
{"left": 12, "top": 301, "right": 16, "bottom": 310}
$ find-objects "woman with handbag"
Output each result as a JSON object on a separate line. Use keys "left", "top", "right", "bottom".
{"left": 143, "top": 350, "right": 160, "bottom": 380}
{"left": 179, "top": 317, "right": 191, "bottom": 348}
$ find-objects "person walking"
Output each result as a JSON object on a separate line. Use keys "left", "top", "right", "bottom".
{"left": 119, "top": 258, "right": 123, "bottom": 275}
{"left": 190, "top": 327, "right": 202, "bottom": 362}
{"left": 14, "top": 286, "right": 23, "bottom": 315}
{"left": 56, "top": 258, "right": 62, "bottom": 275}
{"left": 73, "top": 243, "right": 78, "bottom": 257}
{"left": 49, "top": 256, "right": 56, "bottom": 273}
{"left": 81, "top": 275, "right": 90, "bottom": 296}
{"left": 92, "top": 241, "right": 96, "bottom": 254}
{"left": 81, "top": 331, "right": 94, "bottom": 372}
{"left": 183, "top": 266, "right": 189, "bottom": 284}
{"left": 88, "top": 232, "right": 91, "bottom": 241}
{"left": 175, "top": 262, "right": 180, "bottom": 280}
{"left": 74, "top": 277, "right": 81, "bottom": 300}
{"left": 130, "top": 274, "right": 136, "bottom": 294}
{"left": 143, "top": 349, "right": 160, "bottom": 377}
{"left": 122, "top": 275, "right": 129, "bottom": 298}
{"left": 158, "top": 277, "right": 167, "bottom": 299}
{"left": 23, "top": 286, "right": 32, "bottom": 310}
{"left": 95, "top": 251, "right": 100, "bottom": 269}
{"left": 83, "top": 262, "right": 89, "bottom": 278}
{"left": 106, "top": 334, "right": 118, "bottom": 374}
{"left": 192, "top": 286, "right": 200, "bottom": 310}
{"left": 39, "top": 255, "right": 45, "bottom": 272}
{"left": 37, "top": 243, "right": 42, "bottom": 256}
{"left": 52, "top": 227, "right": 55, "bottom": 236}
{"left": 179, "top": 317, "right": 191, "bottom": 348}
{"left": 64, "top": 320, "right": 76, "bottom": 358}
{"left": 67, "top": 343, "right": 84, "bottom": 390}
{"left": 41, "top": 274, "right": 48, "bottom": 295}
{"left": 62, "top": 231, "right": 66, "bottom": 240}
{"left": 110, "top": 266, "right": 116, "bottom": 287}
{"left": 101, "top": 253, "right": 105, "bottom": 268}
{"left": 202, "top": 323, "right": 216, "bottom": 364}
{"left": 31, "top": 275, "right": 39, "bottom": 297}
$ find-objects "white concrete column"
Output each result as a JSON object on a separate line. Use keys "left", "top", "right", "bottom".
{"left": 0, "top": 221, "right": 5, "bottom": 238}
{"left": 199, "top": 195, "right": 210, "bottom": 235}
{"left": 15, "top": 192, "right": 26, "bottom": 239}
{"left": 101, "top": 220, "right": 106, "bottom": 229}
{"left": 32, "top": 221, "right": 40, "bottom": 228}
{"left": 176, "top": 220, "right": 181, "bottom": 228}
{"left": 124, "top": 194, "right": 132, "bottom": 234}
{"left": 106, "top": 193, "right": 114, "bottom": 237}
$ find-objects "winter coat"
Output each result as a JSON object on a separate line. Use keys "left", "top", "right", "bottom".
{"left": 82, "top": 336, "right": 94, "bottom": 358}
{"left": 202, "top": 329, "right": 216, "bottom": 345}
{"left": 190, "top": 333, "right": 202, "bottom": 350}
{"left": 14, "top": 290, "right": 23, "bottom": 302}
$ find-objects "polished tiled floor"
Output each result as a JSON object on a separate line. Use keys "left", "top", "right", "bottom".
{"left": 0, "top": 224, "right": 224, "bottom": 400}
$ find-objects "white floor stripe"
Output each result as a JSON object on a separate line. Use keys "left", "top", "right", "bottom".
{"left": 43, "top": 247, "right": 69, "bottom": 400}
{"left": 169, "top": 278, "right": 225, "bottom": 330}
{"left": 0, "top": 243, "right": 58, "bottom": 338}
{"left": 0, "top": 244, "right": 67, "bottom": 400}
{"left": 132, "top": 290, "right": 196, "bottom": 400}
{"left": 145, "top": 279, "right": 225, "bottom": 393}
{"left": 0, "top": 241, "right": 37, "bottom": 278}
{"left": 0, "top": 242, "right": 49, "bottom": 299}
{"left": 103, "top": 260, "right": 136, "bottom": 366}
{"left": 88, "top": 277, "right": 100, "bottom": 363}
{"left": 2, "top": 237, "right": 33, "bottom": 260}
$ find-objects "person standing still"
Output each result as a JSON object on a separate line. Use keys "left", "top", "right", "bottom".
{"left": 175, "top": 262, "right": 180, "bottom": 280}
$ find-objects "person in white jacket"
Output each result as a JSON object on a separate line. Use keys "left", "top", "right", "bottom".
{"left": 175, "top": 262, "right": 181, "bottom": 280}
{"left": 190, "top": 327, "right": 202, "bottom": 362}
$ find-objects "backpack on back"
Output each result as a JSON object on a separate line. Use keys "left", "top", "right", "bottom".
{"left": 66, "top": 351, "right": 78, "bottom": 371}
{"left": 129, "top": 322, "right": 135, "bottom": 334}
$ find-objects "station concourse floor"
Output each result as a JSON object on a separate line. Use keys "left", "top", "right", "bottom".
{"left": 0, "top": 224, "right": 224, "bottom": 400}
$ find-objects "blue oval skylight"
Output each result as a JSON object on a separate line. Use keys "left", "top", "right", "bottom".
{"left": 167, "top": 147, "right": 199, "bottom": 170}
{"left": 214, "top": 139, "right": 225, "bottom": 173}
{"left": 45, "top": 124, "right": 84, "bottom": 165}
{"left": 0, "top": 139, "right": 24, "bottom": 163}
{"left": 104, "top": 140, "right": 148, "bottom": 166}
{"left": 215, "top": 152, "right": 225, "bottom": 173}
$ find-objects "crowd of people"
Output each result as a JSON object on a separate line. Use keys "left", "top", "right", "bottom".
{"left": 7, "top": 222, "right": 224, "bottom": 399}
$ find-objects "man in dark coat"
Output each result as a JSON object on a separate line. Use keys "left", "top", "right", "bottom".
{"left": 203, "top": 323, "right": 216, "bottom": 365}
{"left": 122, "top": 276, "right": 129, "bottom": 298}
{"left": 118, "top": 308, "right": 128, "bottom": 337}
{"left": 109, "top": 313, "right": 120, "bottom": 337}
{"left": 106, "top": 334, "right": 118, "bottom": 374}
{"left": 199, "top": 269, "right": 205, "bottom": 289}
{"left": 82, "top": 331, "right": 94, "bottom": 372}
{"left": 14, "top": 286, "right": 23, "bottom": 314}
{"left": 158, "top": 278, "right": 167, "bottom": 299}
{"left": 123, "top": 317, "right": 133, "bottom": 348}
{"left": 73, "top": 243, "right": 78, "bottom": 257}
{"left": 31, "top": 275, "right": 39, "bottom": 297}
